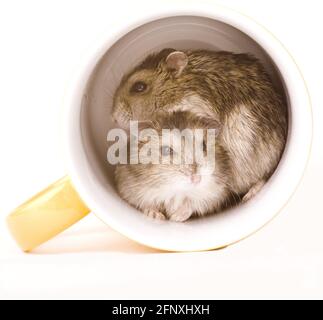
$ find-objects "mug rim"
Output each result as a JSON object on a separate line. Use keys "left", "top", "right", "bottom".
{"left": 64, "top": 4, "right": 313, "bottom": 252}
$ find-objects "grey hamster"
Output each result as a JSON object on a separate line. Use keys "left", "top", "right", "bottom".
{"left": 112, "top": 49, "right": 287, "bottom": 202}
{"left": 115, "top": 112, "right": 237, "bottom": 222}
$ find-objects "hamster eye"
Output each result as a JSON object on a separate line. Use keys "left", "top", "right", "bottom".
{"left": 130, "top": 81, "right": 147, "bottom": 93}
{"left": 161, "top": 146, "right": 173, "bottom": 156}
{"left": 202, "top": 141, "right": 207, "bottom": 152}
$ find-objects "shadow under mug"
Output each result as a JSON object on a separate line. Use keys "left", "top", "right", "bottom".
{"left": 7, "top": 4, "right": 312, "bottom": 252}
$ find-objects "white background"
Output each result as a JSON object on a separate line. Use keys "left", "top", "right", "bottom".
{"left": 0, "top": 0, "right": 322, "bottom": 299}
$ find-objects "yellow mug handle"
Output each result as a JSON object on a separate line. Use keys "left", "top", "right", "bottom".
{"left": 7, "top": 176, "right": 90, "bottom": 252}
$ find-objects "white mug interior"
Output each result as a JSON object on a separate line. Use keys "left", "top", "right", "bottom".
{"left": 66, "top": 12, "right": 312, "bottom": 251}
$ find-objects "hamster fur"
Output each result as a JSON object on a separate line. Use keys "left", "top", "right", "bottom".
{"left": 112, "top": 49, "right": 288, "bottom": 201}
{"left": 115, "top": 112, "right": 239, "bottom": 222}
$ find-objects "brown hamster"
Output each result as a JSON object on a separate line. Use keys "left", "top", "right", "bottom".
{"left": 112, "top": 49, "right": 287, "bottom": 201}
{"left": 115, "top": 112, "right": 237, "bottom": 222}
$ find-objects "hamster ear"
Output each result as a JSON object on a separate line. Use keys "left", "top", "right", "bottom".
{"left": 137, "top": 120, "right": 159, "bottom": 143}
{"left": 199, "top": 117, "right": 222, "bottom": 136}
{"left": 165, "top": 51, "right": 188, "bottom": 77}
{"left": 137, "top": 120, "right": 154, "bottom": 132}
{"left": 127, "top": 120, "right": 154, "bottom": 138}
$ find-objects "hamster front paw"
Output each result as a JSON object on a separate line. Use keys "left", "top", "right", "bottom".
{"left": 143, "top": 208, "right": 166, "bottom": 220}
{"left": 242, "top": 179, "right": 266, "bottom": 203}
{"left": 169, "top": 204, "right": 193, "bottom": 222}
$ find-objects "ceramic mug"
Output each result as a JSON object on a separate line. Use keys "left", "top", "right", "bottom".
{"left": 7, "top": 3, "right": 312, "bottom": 252}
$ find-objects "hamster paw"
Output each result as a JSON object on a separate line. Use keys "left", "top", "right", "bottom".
{"left": 169, "top": 206, "right": 192, "bottom": 222}
{"left": 143, "top": 208, "right": 166, "bottom": 220}
{"left": 242, "top": 179, "right": 266, "bottom": 203}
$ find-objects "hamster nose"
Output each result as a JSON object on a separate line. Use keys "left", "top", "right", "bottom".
{"left": 184, "top": 164, "right": 197, "bottom": 174}
{"left": 183, "top": 165, "right": 201, "bottom": 184}
{"left": 191, "top": 174, "right": 201, "bottom": 184}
